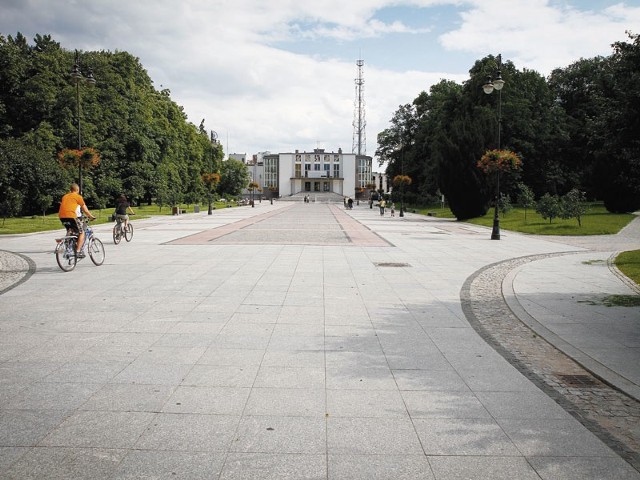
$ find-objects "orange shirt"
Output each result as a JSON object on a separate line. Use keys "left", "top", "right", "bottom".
{"left": 58, "top": 192, "right": 85, "bottom": 218}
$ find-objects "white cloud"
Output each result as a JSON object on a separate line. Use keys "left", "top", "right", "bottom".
{"left": 1, "top": 0, "right": 637, "bottom": 160}
{"left": 439, "top": 0, "right": 640, "bottom": 74}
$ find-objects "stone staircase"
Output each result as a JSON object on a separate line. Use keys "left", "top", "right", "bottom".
{"left": 279, "top": 192, "right": 346, "bottom": 203}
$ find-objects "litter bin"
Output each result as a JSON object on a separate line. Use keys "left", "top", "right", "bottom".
{"left": 194, "top": 205, "right": 200, "bottom": 213}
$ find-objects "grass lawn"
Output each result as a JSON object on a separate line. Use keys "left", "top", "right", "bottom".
{"left": 0, "top": 201, "right": 234, "bottom": 235}
{"left": 405, "top": 205, "right": 457, "bottom": 219}
{"left": 463, "top": 204, "right": 635, "bottom": 236}
{"left": 615, "top": 250, "right": 640, "bottom": 286}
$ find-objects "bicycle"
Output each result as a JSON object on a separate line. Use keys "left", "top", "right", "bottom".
{"left": 55, "top": 218, "right": 105, "bottom": 272}
{"left": 112, "top": 215, "right": 134, "bottom": 244}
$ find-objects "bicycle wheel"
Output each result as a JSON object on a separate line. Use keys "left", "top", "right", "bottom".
{"left": 55, "top": 238, "right": 77, "bottom": 272}
{"left": 124, "top": 223, "right": 134, "bottom": 242}
{"left": 88, "top": 237, "right": 105, "bottom": 266}
{"left": 113, "top": 224, "right": 121, "bottom": 244}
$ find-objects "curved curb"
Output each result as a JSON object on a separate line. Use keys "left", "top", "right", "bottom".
{"left": 503, "top": 253, "right": 640, "bottom": 402}
{"left": 461, "top": 253, "right": 640, "bottom": 471}
{"left": 0, "top": 250, "right": 36, "bottom": 296}
{"left": 608, "top": 251, "right": 640, "bottom": 295}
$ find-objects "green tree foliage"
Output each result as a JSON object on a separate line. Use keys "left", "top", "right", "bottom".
{"left": 594, "top": 32, "right": 640, "bottom": 212}
{"left": 377, "top": 35, "right": 640, "bottom": 219}
{"left": 218, "top": 158, "right": 251, "bottom": 197}
{"left": 0, "top": 137, "right": 68, "bottom": 213}
{"left": 0, "top": 187, "right": 23, "bottom": 225}
{"left": 560, "top": 188, "right": 588, "bottom": 227}
{"left": 516, "top": 183, "right": 535, "bottom": 222}
{"left": 536, "top": 193, "right": 561, "bottom": 224}
{"left": 0, "top": 32, "right": 225, "bottom": 217}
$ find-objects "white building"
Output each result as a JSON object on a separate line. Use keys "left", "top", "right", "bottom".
{"left": 372, "top": 171, "right": 390, "bottom": 194}
{"left": 252, "top": 148, "right": 372, "bottom": 198}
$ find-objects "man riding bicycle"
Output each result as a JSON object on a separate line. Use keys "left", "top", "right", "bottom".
{"left": 114, "top": 194, "right": 135, "bottom": 230}
{"left": 58, "top": 183, "right": 96, "bottom": 257}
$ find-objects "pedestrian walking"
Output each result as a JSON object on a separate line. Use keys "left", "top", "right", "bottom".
{"left": 379, "top": 199, "right": 386, "bottom": 216}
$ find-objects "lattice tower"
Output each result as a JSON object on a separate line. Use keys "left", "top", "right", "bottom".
{"left": 352, "top": 59, "right": 366, "bottom": 156}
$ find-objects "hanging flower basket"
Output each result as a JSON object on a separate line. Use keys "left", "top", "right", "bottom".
{"left": 202, "top": 172, "right": 220, "bottom": 186}
{"left": 392, "top": 175, "right": 412, "bottom": 187}
{"left": 477, "top": 149, "right": 521, "bottom": 174}
{"left": 57, "top": 148, "right": 101, "bottom": 169}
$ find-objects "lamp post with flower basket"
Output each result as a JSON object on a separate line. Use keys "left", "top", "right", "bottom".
{"left": 248, "top": 181, "right": 260, "bottom": 208}
{"left": 477, "top": 149, "right": 522, "bottom": 240}
{"left": 207, "top": 131, "right": 219, "bottom": 214}
{"left": 70, "top": 50, "right": 96, "bottom": 194}
{"left": 202, "top": 172, "right": 220, "bottom": 215}
{"left": 393, "top": 175, "right": 412, "bottom": 218}
{"left": 482, "top": 53, "right": 508, "bottom": 239}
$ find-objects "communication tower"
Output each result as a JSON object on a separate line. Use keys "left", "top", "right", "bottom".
{"left": 352, "top": 59, "right": 366, "bottom": 156}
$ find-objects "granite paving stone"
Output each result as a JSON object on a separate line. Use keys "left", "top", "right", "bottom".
{"left": 0, "top": 203, "right": 638, "bottom": 478}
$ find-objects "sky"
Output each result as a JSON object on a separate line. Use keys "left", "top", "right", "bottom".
{"left": 2, "top": 0, "right": 639, "bottom": 163}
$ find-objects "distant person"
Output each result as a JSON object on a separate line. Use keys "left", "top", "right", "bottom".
{"left": 58, "top": 183, "right": 95, "bottom": 257}
{"left": 379, "top": 199, "right": 386, "bottom": 216}
{"left": 390, "top": 203, "right": 395, "bottom": 217}
{"left": 115, "top": 194, "right": 135, "bottom": 230}
{"left": 347, "top": 197, "right": 353, "bottom": 209}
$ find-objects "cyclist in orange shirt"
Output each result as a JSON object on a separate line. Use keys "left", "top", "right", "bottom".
{"left": 58, "top": 183, "right": 96, "bottom": 257}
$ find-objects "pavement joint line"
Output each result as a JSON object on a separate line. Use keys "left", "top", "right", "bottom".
{"left": 329, "top": 205, "right": 392, "bottom": 247}
{"left": 165, "top": 204, "right": 296, "bottom": 245}
{"left": 461, "top": 253, "right": 640, "bottom": 472}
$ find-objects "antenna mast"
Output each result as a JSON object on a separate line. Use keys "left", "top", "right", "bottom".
{"left": 352, "top": 58, "right": 366, "bottom": 156}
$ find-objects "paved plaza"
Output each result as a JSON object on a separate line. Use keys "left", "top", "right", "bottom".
{"left": 0, "top": 201, "right": 639, "bottom": 479}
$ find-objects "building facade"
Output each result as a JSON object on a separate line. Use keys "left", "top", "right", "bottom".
{"left": 255, "top": 148, "right": 372, "bottom": 198}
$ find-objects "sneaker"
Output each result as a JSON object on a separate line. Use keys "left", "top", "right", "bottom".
{"left": 76, "top": 251, "right": 86, "bottom": 258}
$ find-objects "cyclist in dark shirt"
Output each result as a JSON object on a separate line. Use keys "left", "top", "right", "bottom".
{"left": 114, "top": 194, "right": 135, "bottom": 230}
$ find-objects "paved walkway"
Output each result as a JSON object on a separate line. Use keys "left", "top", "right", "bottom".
{"left": 0, "top": 202, "right": 638, "bottom": 479}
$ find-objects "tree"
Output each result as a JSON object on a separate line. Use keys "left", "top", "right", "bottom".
{"left": 34, "top": 193, "right": 53, "bottom": 220}
{"left": 498, "top": 193, "right": 513, "bottom": 217}
{"left": 593, "top": 32, "right": 640, "bottom": 213}
{"left": 218, "top": 159, "right": 250, "bottom": 197}
{"left": 516, "top": 183, "right": 535, "bottom": 222}
{"left": 0, "top": 187, "right": 23, "bottom": 226}
{"left": 536, "top": 193, "right": 561, "bottom": 224}
{"left": 0, "top": 34, "right": 220, "bottom": 216}
{"left": 560, "top": 188, "right": 587, "bottom": 227}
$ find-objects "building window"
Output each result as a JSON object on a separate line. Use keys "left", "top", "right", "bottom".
{"left": 305, "top": 182, "right": 311, "bottom": 191}
{"left": 314, "top": 163, "right": 320, "bottom": 171}
{"left": 323, "top": 182, "right": 330, "bottom": 192}
{"left": 304, "top": 164, "right": 311, "bottom": 177}
{"left": 314, "top": 182, "right": 320, "bottom": 191}
{"left": 264, "top": 156, "right": 278, "bottom": 187}
{"left": 334, "top": 164, "right": 340, "bottom": 178}
{"left": 324, "top": 164, "right": 330, "bottom": 177}
{"left": 295, "top": 163, "right": 301, "bottom": 178}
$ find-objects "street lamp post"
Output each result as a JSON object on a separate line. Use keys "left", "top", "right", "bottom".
{"left": 482, "top": 54, "right": 505, "bottom": 240}
{"left": 251, "top": 160, "right": 256, "bottom": 207}
{"left": 70, "top": 50, "right": 96, "bottom": 194}
{"left": 399, "top": 142, "right": 405, "bottom": 217}
{"left": 208, "top": 131, "right": 218, "bottom": 215}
